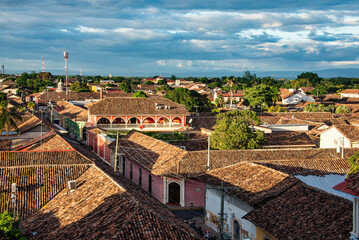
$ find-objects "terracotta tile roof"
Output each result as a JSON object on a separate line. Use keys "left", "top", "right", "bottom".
{"left": 279, "top": 88, "right": 296, "bottom": 100}
{"left": 263, "top": 112, "right": 333, "bottom": 119}
{"left": 263, "top": 132, "right": 315, "bottom": 147}
{"left": 55, "top": 101, "right": 88, "bottom": 122}
{"left": 22, "top": 165, "right": 199, "bottom": 239}
{"left": 108, "top": 131, "right": 188, "bottom": 176}
{"left": 244, "top": 181, "right": 352, "bottom": 240}
{"left": 1, "top": 79, "right": 17, "bottom": 86}
{"left": 0, "top": 150, "right": 93, "bottom": 219}
{"left": 37, "top": 92, "right": 101, "bottom": 102}
{"left": 0, "top": 151, "right": 93, "bottom": 167}
{"left": 340, "top": 89, "right": 359, "bottom": 94}
{"left": 197, "top": 162, "right": 298, "bottom": 206}
{"left": 105, "top": 91, "right": 134, "bottom": 98}
{"left": 260, "top": 116, "right": 282, "bottom": 125}
{"left": 16, "top": 115, "right": 42, "bottom": 133}
{"left": 13, "top": 131, "right": 75, "bottom": 151}
{"left": 299, "top": 87, "right": 314, "bottom": 92}
{"left": 0, "top": 140, "right": 11, "bottom": 151}
{"left": 332, "top": 124, "right": 359, "bottom": 141}
{"left": 221, "top": 90, "right": 244, "bottom": 97}
{"left": 178, "top": 148, "right": 358, "bottom": 177}
{"left": 189, "top": 114, "right": 218, "bottom": 130}
{"left": 274, "top": 117, "right": 323, "bottom": 127}
{"left": 88, "top": 97, "right": 189, "bottom": 116}
{"left": 63, "top": 137, "right": 201, "bottom": 239}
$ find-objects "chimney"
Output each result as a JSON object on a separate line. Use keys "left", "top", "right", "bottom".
{"left": 100, "top": 88, "right": 103, "bottom": 100}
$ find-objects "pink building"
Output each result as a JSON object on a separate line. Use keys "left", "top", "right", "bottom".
{"left": 107, "top": 131, "right": 206, "bottom": 207}
{"left": 87, "top": 97, "right": 189, "bottom": 132}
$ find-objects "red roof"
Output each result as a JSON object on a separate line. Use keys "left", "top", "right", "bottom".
{"left": 333, "top": 180, "right": 359, "bottom": 197}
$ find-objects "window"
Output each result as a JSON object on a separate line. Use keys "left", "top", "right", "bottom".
{"left": 130, "top": 163, "right": 133, "bottom": 180}
{"left": 148, "top": 174, "right": 152, "bottom": 194}
{"left": 139, "top": 168, "right": 142, "bottom": 187}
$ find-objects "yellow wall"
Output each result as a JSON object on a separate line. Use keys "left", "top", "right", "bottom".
{"left": 256, "top": 227, "right": 277, "bottom": 240}
{"left": 90, "top": 85, "right": 97, "bottom": 92}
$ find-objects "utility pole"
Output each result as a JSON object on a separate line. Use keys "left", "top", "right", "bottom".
{"left": 114, "top": 131, "right": 119, "bottom": 172}
{"left": 219, "top": 181, "right": 225, "bottom": 240}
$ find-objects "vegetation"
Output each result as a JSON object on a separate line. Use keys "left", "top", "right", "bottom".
{"left": 164, "top": 88, "right": 212, "bottom": 112}
{"left": 132, "top": 91, "right": 148, "bottom": 98}
{"left": 0, "top": 211, "right": 26, "bottom": 240}
{"left": 70, "top": 81, "right": 91, "bottom": 92}
{"left": 347, "top": 152, "right": 359, "bottom": 177}
{"left": 211, "top": 110, "right": 264, "bottom": 150}
{"left": 0, "top": 100, "right": 23, "bottom": 135}
{"left": 119, "top": 81, "right": 132, "bottom": 93}
{"left": 244, "top": 84, "right": 280, "bottom": 108}
{"left": 27, "top": 101, "right": 35, "bottom": 111}
{"left": 143, "top": 131, "right": 187, "bottom": 142}
{"left": 16, "top": 72, "right": 56, "bottom": 93}
{"left": 267, "top": 105, "right": 287, "bottom": 112}
{"left": 304, "top": 103, "right": 351, "bottom": 113}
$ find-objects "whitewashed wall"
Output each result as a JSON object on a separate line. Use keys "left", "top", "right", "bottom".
{"left": 206, "top": 187, "right": 256, "bottom": 239}
{"left": 282, "top": 92, "right": 315, "bottom": 105}
{"left": 320, "top": 127, "right": 351, "bottom": 148}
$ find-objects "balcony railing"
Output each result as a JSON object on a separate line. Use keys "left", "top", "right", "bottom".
{"left": 96, "top": 123, "right": 183, "bottom": 130}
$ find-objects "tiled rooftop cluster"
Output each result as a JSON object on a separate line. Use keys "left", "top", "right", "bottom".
{"left": 200, "top": 162, "right": 352, "bottom": 240}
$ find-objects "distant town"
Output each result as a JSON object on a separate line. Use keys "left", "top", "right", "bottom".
{"left": 1, "top": 70, "right": 359, "bottom": 239}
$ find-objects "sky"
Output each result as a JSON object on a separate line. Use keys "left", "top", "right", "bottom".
{"left": 1, "top": 0, "right": 359, "bottom": 77}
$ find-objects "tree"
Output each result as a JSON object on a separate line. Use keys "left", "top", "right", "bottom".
{"left": 120, "top": 81, "right": 132, "bottom": 93}
{"left": 171, "top": 75, "right": 176, "bottom": 81}
{"left": 164, "top": 88, "right": 212, "bottom": 112}
{"left": 267, "top": 105, "right": 287, "bottom": 112}
{"left": 157, "top": 79, "right": 167, "bottom": 85}
{"left": 304, "top": 103, "right": 329, "bottom": 112}
{"left": 211, "top": 110, "right": 264, "bottom": 150}
{"left": 0, "top": 211, "right": 26, "bottom": 240}
{"left": 70, "top": 81, "right": 91, "bottom": 92}
{"left": 215, "top": 95, "right": 224, "bottom": 108}
{"left": 335, "top": 105, "right": 352, "bottom": 114}
{"left": 0, "top": 100, "right": 23, "bottom": 136}
{"left": 244, "top": 84, "right": 280, "bottom": 108}
{"left": 145, "top": 81, "right": 155, "bottom": 85}
{"left": 297, "top": 72, "right": 321, "bottom": 85}
{"left": 27, "top": 101, "right": 35, "bottom": 111}
{"left": 132, "top": 91, "right": 148, "bottom": 98}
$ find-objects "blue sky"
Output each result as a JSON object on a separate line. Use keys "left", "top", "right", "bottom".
{"left": 1, "top": 0, "right": 359, "bottom": 77}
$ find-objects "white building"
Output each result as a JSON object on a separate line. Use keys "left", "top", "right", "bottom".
{"left": 319, "top": 124, "right": 359, "bottom": 149}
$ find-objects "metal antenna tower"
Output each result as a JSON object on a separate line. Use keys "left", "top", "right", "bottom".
{"left": 64, "top": 48, "right": 69, "bottom": 100}
{"left": 42, "top": 56, "right": 45, "bottom": 72}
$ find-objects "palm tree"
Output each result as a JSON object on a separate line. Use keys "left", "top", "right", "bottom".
{"left": 0, "top": 100, "right": 23, "bottom": 136}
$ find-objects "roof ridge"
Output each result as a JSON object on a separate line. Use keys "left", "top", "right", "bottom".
{"left": 0, "top": 163, "right": 94, "bottom": 168}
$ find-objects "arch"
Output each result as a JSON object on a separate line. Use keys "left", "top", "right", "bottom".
{"left": 97, "top": 117, "right": 110, "bottom": 124}
{"left": 168, "top": 182, "right": 181, "bottom": 205}
{"left": 232, "top": 220, "right": 241, "bottom": 240}
{"left": 172, "top": 117, "right": 182, "bottom": 124}
{"left": 142, "top": 117, "right": 155, "bottom": 124}
{"left": 128, "top": 117, "right": 141, "bottom": 124}
{"left": 113, "top": 117, "right": 126, "bottom": 124}
{"left": 157, "top": 117, "right": 170, "bottom": 125}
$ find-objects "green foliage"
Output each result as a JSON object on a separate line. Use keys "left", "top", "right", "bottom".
{"left": 335, "top": 105, "right": 352, "bottom": 114}
{"left": 145, "top": 81, "right": 155, "bottom": 85}
{"left": 267, "top": 105, "right": 287, "bottom": 112}
{"left": 143, "top": 131, "right": 187, "bottom": 142}
{"left": 0, "top": 211, "right": 26, "bottom": 240}
{"left": 157, "top": 79, "right": 167, "bottom": 85}
{"left": 211, "top": 110, "right": 264, "bottom": 150}
{"left": 70, "top": 81, "right": 91, "bottom": 92}
{"left": 27, "top": 101, "right": 35, "bottom": 110}
{"left": 171, "top": 75, "right": 176, "bottom": 81}
{"left": 211, "top": 108, "right": 220, "bottom": 113}
{"left": 0, "top": 100, "right": 23, "bottom": 135}
{"left": 244, "top": 84, "right": 280, "bottom": 108}
{"left": 214, "top": 95, "right": 224, "bottom": 108}
{"left": 164, "top": 88, "right": 212, "bottom": 112}
{"left": 156, "top": 85, "right": 173, "bottom": 92}
{"left": 0, "top": 93, "right": 7, "bottom": 102}
{"left": 208, "top": 82, "right": 219, "bottom": 89}
{"left": 119, "top": 81, "right": 132, "bottom": 93}
{"left": 304, "top": 103, "right": 329, "bottom": 112}
{"left": 291, "top": 78, "right": 313, "bottom": 89}
{"left": 347, "top": 152, "right": 359, "bottom": 177}
{"left": 132, "top": 91, "right": 148, "bottom": 98}
{"left": 297, "top": 72, "right": 321, "bottom": 85}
